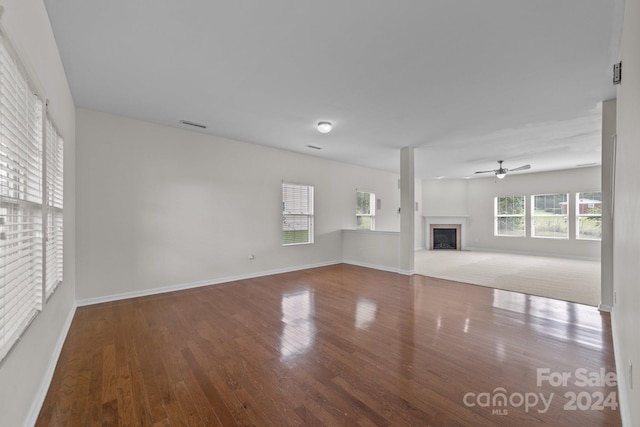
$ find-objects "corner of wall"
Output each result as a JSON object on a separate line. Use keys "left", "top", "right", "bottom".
{"left": 610, "top": 311, "right": 632, "bottom": 426}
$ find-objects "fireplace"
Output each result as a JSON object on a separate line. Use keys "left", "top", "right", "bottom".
{"left": 429, "top": 224, "right": 462, "bottom": 250}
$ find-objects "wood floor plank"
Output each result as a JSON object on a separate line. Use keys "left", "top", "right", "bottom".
{"left": 115, "top": 364, "right": 136, "bottom": 426}
{"left": 181, "top": 346, "right": 237, "bottom": 426}
{"left": 101, "top": 342, "right": 117, "bottom": 405}
{"left": 36, "top": 264, "right": 621, "bottom": 426}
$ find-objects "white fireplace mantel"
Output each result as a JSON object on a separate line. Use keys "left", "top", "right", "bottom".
{"left": 423, "top": 216, "right": 468, "bottom": 250}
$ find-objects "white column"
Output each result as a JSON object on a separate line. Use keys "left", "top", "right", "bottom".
{"left": 399, "top": 147, "right": 415, "bottom": 274}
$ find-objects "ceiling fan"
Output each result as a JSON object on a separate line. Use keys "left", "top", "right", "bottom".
{"left": 474, "top": 160, "right": 531, "bottom": 179}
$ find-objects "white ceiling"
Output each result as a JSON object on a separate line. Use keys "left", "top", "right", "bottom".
{"left": 43, "top": 0, "right": 624, "bottom": 179}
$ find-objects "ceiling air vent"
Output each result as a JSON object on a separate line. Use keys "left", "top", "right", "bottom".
{"left": 306, "top": 144, "right": 323, "bottom": 150}
{"left": 179, "top": 120, "right": 207, "bottom": 129}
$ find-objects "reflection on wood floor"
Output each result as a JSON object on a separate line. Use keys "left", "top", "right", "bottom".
{"left": 37, "top": 264, "right": 620, "bottom": 426}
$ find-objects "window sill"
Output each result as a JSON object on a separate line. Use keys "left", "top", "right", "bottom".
{"left": 282, "top": 242, "right": 314, "bottom": 247}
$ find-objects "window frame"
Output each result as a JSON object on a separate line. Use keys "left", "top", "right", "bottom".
{"left": 531, "top": 193, "right": 569, "bottom": 240}
{"left": 356, "top": 190, "right": 376, "bottom": 231}
{"left": 494, "top": 195, "right": 526, "bottom": 237}
{"left": 44, "top": 117, "right": 64, "bottom": 298}
{"left": 282, "top": 182, "right": 314, "bottom": 246}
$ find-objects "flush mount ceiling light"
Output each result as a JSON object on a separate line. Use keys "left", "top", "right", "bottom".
{"left": 317, "top": 121, "right": 332, "bottom": 133}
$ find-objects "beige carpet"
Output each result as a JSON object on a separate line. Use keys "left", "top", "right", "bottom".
{"left": 414, "top": 250, "right": 600, "bottom": 306}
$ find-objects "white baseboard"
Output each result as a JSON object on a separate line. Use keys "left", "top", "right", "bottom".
{"left": 76, "top": 260, "right": 343, "bottom": 307}
{"left": 25, "top": 302, "right": 77, "bottom": 427}
{"left": 598, "top": 303, "right": 613, "bottom": 312}
{"left": 611, "top": 312, "right": 631, "bottom": 426}
{"left": 342, "top": 259, "right": 401, "bottom": 274}
{"left": 342, "top": 259, "right": 414, "bottom": 276}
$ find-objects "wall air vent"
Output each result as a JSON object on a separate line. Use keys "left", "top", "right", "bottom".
{"left": 179, "top": 120, "right": 207, "bottom": 129}
{"left": 613, "top": 62, "right": 622, "bottom": 85}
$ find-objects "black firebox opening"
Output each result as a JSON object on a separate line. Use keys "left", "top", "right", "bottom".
{"left": 433, "top": 228, "right": 457, "bottom": 250}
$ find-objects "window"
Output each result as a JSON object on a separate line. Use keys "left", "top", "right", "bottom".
{"left": 282, "top": 182, "right": 314, "bottom": 245}
{"left": 576, "top": 192, "right": 602, "bottom": 240}
{"left": 495, "top": 195, "right": 525, "bottom": 237}
{"left": 0, "top": 32, "right": 64, "bottom": 362}
{"left": 532, "top": 193, "right": 568, "bottom": 239}
{"left": 356, "top": 190, "right": 375, "bottom": 230}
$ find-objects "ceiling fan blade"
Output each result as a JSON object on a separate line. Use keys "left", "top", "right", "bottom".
{"left": 509, "top": 164, "right": 531, "bottom": 172}
{"left": 474, "top": 170, "right": 495, "bottom": 174}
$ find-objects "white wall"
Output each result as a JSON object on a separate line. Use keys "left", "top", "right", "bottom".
{"left": 422, "top": 179, "right": 469, "bottom": 217}
{"left": 612, "top": 0, "right": 640, "bottom": 424}
{"left": 422, "top": 167, "right": 601, "bottom": 259}
{"left": 76, "top": 108, "right": 401, "bottom": 302}
{"left": 343, "top": 230, "right": 400, "bottom": 271}
{"left": 0, "top": 1, "right": 76, "bottom": 427}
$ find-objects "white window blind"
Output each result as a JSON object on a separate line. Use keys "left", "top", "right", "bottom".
{"left": 45, "top": 118, "right": 63, "bottom": 298}
{"left": 0, "top": 33, "right": 44, "bottom": 361}
{"left": 282, "top": 182, "right": 314, "bottom": 245}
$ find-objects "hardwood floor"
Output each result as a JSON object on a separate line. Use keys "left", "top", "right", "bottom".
{"left": 37, "top": 264, "right": 621, "bottom": 426}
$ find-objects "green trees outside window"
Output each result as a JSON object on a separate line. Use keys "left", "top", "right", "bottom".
{"left": 495, "top": 196, "right": 525, "bottom": 237}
